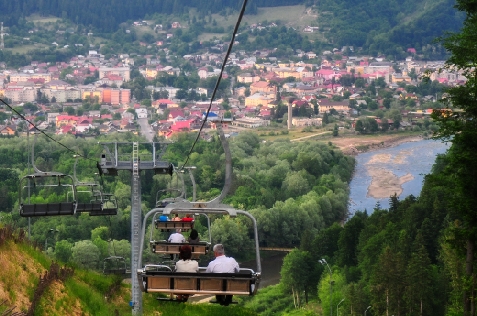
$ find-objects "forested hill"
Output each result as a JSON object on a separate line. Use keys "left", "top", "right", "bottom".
{"left": 0, "top": 0, "right": 464, "bottom": 49}
{"left": 316, "top": 0, "right": 464, "bottom": 52}
{"left": 0, "top": 0, "right": 306, "bottom": 32}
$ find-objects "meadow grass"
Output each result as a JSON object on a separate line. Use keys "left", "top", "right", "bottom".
{"left": 143, "top": 299, "right": 258, "bottom": 316}
{"left": 64, "top": 277, "right": 130, "bottom": 315}
{"left": 5, "top": 45, "right": 46, "bottom": 55}
{"left": 18, "top": 243, "right": 51, "bottom": 269}
{"left": 25, "top": 14, "right": 60, "bottom": 23}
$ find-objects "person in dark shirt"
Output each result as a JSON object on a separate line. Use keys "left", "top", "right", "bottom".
{"left": 188, "top": 229, "right": 200, "bottom": 244}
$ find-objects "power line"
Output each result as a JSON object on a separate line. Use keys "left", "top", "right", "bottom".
{"left": 0, "top": 98, "right": 97, "bottom": 163}
{"left": 180, "top": 0, "right": 248, "bottom": 170}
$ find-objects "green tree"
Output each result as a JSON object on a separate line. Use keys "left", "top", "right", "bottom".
{"left": 337, "top": 211, "right": 367, "bottom": 268}
{"left": 64, "top": 106, "right": 75, "bottom": 115}
{"left": 91, "top": 226, "right": 109, "bottom": 241}
{"left": 210, "top": 216, "right": 252, "bottom": 260}
{"left": 54, "top": 239, "right": 73, "bottom": 263}
{"left": 175, "top": 89, "right": 188, "bottom": 100}
{"left": 318, "top": 266, "right": 346, "bottom": 316}
{"left": 281, "top": 249, "right": 318, "bottom": 306}
{"left": 434, "top": 2, "right": 477, "bottom": 313}
{"left": 355, "top": 120, "right": 364, "bottom": 133}
{"left": 369, "top": 246, "right": 406, "bottom": 316}
{"left": 404, "top": 232, "right": 434, "bottom": 315}
{"left": 333, "top": 124, "right": 339, "bottom": 137}
{"left": 323, "top": 112, "right": 329, "bottom": 125}
{"left": 71, "top": 240, "right": 101, "bottom": 270}
{"left": 355, "top": 77, "right": 366, "bottom": 88}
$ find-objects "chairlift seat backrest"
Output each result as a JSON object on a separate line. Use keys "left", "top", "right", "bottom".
{"left": 150, "top": 240, "right": 210, "bottom": 257}
{"left": 154, "top": 220, "right": 194, "bottom": 232}
{"left": 76, "top": 201, "right": 103, "bottom": 212}
{"left": 20, "top": 202, "right": 76, "bottom": 217}
{"left": 139, "top": 268, "right": 258, "bottom": 296}
{"left": 89, "top": 208, "right": 118, "bottom": 216}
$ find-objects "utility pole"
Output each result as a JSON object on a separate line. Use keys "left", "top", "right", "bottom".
{"left": 99, "top": 142, "right": 172, "bottom": 315}
{"left": 0, "top": 22, "right": 5, "bottom": 50}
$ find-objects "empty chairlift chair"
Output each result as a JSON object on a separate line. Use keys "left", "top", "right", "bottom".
{"left": 72, "top": 155, "right": 116, "bottom": 216}
{"left": 19, "top": 134, "right": 78, "bottom": 217}
{"left": 103, "top": 256, "right": 128, "bottom": 275}
{"left": 89, "top": 192, "right": 118, "bottom": 216}
{"left": 19, "top": 172, "right": 78, "bottom": 217}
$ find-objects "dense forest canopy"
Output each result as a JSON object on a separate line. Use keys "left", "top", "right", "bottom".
{"left": 316, "top": 0, "right": 464, "bottom": 54}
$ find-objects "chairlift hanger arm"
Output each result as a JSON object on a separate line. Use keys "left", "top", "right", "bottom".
{"left": 161, "top": 202, "right": 238, "bottom": 217}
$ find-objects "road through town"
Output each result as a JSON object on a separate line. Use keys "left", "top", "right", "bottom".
{"left": 137, "top": 117, "right": 154, "bottom": 142}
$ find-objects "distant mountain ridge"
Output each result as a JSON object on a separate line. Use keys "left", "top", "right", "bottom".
{"left": 0, "top": 0, "right": 465, "bottom": 57}
{"left": 0, "top": 0, "right": 306, "bottom": 32}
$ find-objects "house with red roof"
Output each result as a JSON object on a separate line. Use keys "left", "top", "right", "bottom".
{"left": 171, "top": 119, "right": 195, "bottom": 132}
{"left": 292, "top": 100, "right": 310, "bottom": 108}
{"left": 168, "top": 109, "right": 185, "bottom": 121}
{"left": 76, "top": 117, "right": 93, "bottom": 132}
{"left": 57, "top": 125, "right": 75, "bottom": 135}
{"left": 56, "top": 115, "right": 78, "bottom": 128}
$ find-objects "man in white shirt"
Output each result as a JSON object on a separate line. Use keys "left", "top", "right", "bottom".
{"left": 206, "top": 244, "right": 240, "bottom": 306}
{"left": 168, "top": 229, "right": 186, "bottom": 243}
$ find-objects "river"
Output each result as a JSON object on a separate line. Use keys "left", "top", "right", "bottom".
{"left": 348, "top": 139, "right": 449, "bottom": 216}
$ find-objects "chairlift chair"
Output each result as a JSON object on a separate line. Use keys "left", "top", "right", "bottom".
{"left": 19, "top": 173, "right": 78, "bottom": 217}
{"left": 137, "top": 205, "right": 262, "bottom": 303}
{"left": 72, "top": 155, "right": 117, "bottom": 216}
{"left": 19, "top": 133, "right": 81, "bottom": 217}
{"left": 103, "top": 256, "right": 128, "bottom": 275}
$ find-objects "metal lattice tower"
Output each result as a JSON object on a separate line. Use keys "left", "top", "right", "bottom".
{"left": 131, "top": 142, "right": 141, "bottom": 314}
{"left": 99, "top": 142, "right": 172, "bottom": 315}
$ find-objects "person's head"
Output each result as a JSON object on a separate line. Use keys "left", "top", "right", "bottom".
{"left": 213, "top": 244, "right": 225, "bottom": 256}
{"left": 174, "top": 214, "right": 179, "bottom": 218}
{"left": 185, "top": 214, "right": 191, "bottom": 218}
{"left": 175, "top": 228, "right": 181, "bottom": 233}
{"left": 179, "top": 245, "right": 192, "bottom": 260}
{"left": 189, "top": 228, "right": 198, "bottom": 240}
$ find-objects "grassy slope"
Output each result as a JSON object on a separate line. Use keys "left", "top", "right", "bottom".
{"left": 0, "top": 237, "right": 258, "bottom": 316}
{"left": 196, "top": 5, "right": 319, "bottom": 41}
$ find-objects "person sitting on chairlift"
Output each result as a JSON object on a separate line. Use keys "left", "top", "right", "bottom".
{"left": 159, "top": 214, "right": 169, "bottom": 222}
{"left": 168, "top": 229, "right": 186, "bottom": 260}
{"left": 172, "top": 214, "right": 181, "bottom": 221}
{"left": 168, "top": 229, "right": 185, "bottom": 243}
{"left": 182, "top": 214, "right": 193, "bottom": 222}
{"left": 174, "top": 245, "right": 199, "bottom": 302}
{"left": 205, "top": 244, "right": 240, "bottom": 306}
{"left": 188, "top": 229, "right": 200, "bottom": 244}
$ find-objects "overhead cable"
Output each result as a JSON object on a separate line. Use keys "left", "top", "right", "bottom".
{"left": 180, "top": 0, "right": 248, "bottom": 170}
